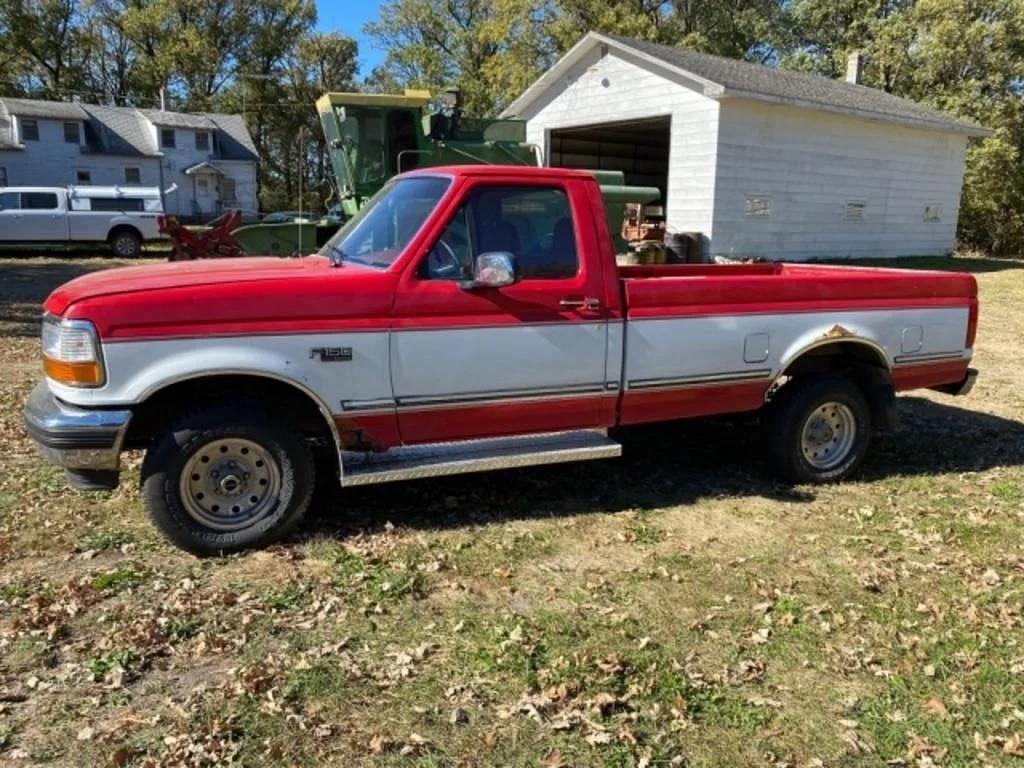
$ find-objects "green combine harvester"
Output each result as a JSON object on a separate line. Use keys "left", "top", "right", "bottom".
{"left": 219, "top": 88, "right": 659, "bottom": 257}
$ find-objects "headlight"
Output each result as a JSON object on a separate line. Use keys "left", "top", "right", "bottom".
{"left": 41, "top": 316, "right": 105, "bottom": 387}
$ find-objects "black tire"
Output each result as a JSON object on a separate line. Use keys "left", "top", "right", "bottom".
{"left": 109, "top": 229, "right": 142, "bottom": 258}
{"left": 141, "top": 404, "right": 314, "bottom": 556}
{"left": 763, "top": 374, "right": 871, "bottom": 484}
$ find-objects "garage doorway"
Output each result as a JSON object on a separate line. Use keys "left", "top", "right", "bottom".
{"left": 548, "top": 117, "right": 671, "bottom": 206}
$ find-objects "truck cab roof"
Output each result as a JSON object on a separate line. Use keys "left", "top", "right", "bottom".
{"left": 401, "top": 165, "right": 599, "bottom": 181}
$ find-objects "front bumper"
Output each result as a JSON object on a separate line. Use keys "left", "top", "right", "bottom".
{"left": 23, "top": 382, "right": 132, "bottom": 489}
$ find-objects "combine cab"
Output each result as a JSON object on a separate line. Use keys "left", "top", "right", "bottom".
{"left": 318, "top": 89, "right": 541, "bottom": 217}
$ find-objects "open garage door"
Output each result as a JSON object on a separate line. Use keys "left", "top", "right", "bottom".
{"left": 549, "top": 117, "right": 670, "bottom": 206}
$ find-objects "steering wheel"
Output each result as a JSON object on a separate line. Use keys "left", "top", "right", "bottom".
{"left": 429, "top": 236, "right": 465, "bottom": 278}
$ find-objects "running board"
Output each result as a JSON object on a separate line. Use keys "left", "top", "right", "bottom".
{"left": 340, "top": 429, "right": 622, "bottom": 487}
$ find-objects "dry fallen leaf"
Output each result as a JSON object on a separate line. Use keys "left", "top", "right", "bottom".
{"left": 923, "top": 697, "right": 949, "bottom": 720}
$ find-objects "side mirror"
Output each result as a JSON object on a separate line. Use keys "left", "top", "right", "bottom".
{"left": 460, "top": 251, "right": 517, "bottom": 289}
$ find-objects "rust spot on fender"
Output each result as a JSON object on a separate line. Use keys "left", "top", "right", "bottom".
{"left": 822, "top": 324, "right": 853, "bottom": 339}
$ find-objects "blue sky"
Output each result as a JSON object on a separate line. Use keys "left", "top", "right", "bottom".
{"left": 316, "top": 0, "right": 387, "bottom": 77}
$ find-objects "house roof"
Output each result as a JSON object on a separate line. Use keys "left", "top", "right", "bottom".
{"left": 0, "top": 97, "right": 258, "bottom": 161}
{"left": 205, "top": 113, "right": 258, "bottom": 161}
{"left": 81, "top": 104, "right": 159, "bottom": 157}
{"left": 184, "top": 161, "right": 225, "bottom": 175}
{"left": 138, "top": 108, "right": 216, "bottom": 130}
{"left": 1, "top": 97, "right": 90, "bottom": 121}
{"left": 503, "top": 32, "right": 991, "bottom": 137}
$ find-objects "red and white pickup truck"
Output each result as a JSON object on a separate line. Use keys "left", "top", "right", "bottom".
{"left": 25, "top": 166, "right": 979, "bottom": 554}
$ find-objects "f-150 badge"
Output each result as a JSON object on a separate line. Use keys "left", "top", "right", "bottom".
{"left": 310, "top": 347, "right": 353, "bottom": 362}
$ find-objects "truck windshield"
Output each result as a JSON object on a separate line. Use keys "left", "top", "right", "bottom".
{"left": 322, "top": 176, "right": 450, "bottom": 268}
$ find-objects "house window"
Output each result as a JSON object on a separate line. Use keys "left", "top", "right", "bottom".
{"left": 161, "top": 128, "right": 176, "bottom": 148}
{"left": 64, "top": 122, "right": 80, "bottom": 144}
{"left": 744, "top": 196, "right": 771, "bottom": 217}
{"left": 195, "top": 131, "right": 210, "bottom": 151}
{"left": 221, "top": 177, "right": 237, "bottom": 204}
{"left": 76, "top": 170, "right": 92, "bottom": 184}
{"left": 845, "top": 201, "right": 866, "bottom": 221}
{"left": 924, "top": 203, "right": 942, "bottom": 222}
{"left": 21, "top": 119, "right": 39, "bottom": 142}
{"left": 197, "top": 178, "right": 209, "bottom": 194}
{"left": 0, "top": 167, "right": 7, "bottom": 187}
{"left": 124, "top": 167, "right": 141, "bottom": 184}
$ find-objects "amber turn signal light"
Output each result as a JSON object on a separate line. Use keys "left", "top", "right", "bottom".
{"left": 43, "top": 356, "right": 104, "bottom": 387}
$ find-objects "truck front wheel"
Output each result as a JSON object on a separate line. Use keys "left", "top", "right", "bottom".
{"left": 141, "top": 405, "right": 315, "bottom": 555}
{"left": 764, "top": 374, "right": 871, "bottom": 484}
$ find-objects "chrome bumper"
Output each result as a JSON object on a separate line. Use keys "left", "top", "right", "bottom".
{"left": 23, "top": 382, "right": 132, "bottom": 480}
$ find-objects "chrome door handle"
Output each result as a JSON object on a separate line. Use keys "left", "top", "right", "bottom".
{"left": 560, "top": 297, "right": 601, "bottom": 310}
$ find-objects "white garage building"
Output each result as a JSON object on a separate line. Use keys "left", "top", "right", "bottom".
{"left": 502, "top": 33, "right": 990, "bottom": 260}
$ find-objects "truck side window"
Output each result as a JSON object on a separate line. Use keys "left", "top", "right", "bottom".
{"left": 0, "top": 192, "right": 18, "bottom": 211}
{"left": 21, "top": 192, "right": 59, "bottom": 210}
{"left": 425, "top": 185, "right": 578, "bottom": 280}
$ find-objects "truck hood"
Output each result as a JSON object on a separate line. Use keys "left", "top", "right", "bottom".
{"left": 45, "top": 256, "right": 334, "bottom": 316}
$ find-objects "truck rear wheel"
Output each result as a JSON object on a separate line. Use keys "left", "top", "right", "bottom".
{"left": 764, "top": 374, "right": 870, "bottom": 484}
{"left": 141, "top": 404, "right": 314, "bottom": 555}
{"left": 109, "top": 229, "right": 142, "bottom": 258}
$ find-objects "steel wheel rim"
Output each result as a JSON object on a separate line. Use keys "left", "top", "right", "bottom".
{"left": 179, "top": 438, "right": 281, "bottom": 531}
{"left": 800, "top": 401, "right": 857, "bottom": 471}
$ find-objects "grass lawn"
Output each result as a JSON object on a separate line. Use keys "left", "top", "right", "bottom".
{"left": 1, "top": 254, "right": 1022, "bottom": 767}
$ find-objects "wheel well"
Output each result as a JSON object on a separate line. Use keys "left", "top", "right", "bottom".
{"left": 125, "top": 374, "right": 338, "bottom": 453}
{"left": 776, "top": 341, "right": 897, "bottom": 432}
{"left": 107, "top": 224, "right": 142, "bottom": 243}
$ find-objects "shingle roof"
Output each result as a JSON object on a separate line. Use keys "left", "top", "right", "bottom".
{"left": 0, "top": 97, "right": 258, "bottom": 161}
{"left": 138, "top": 108, "right": 216, "bottom": 130}
{"left": 1, "top": 97, "right": 90, "bottom": 121}
{"left": 504, "top": 32, "right": 991, "bottom": 137}
{"left": 206, "top": 113, "right": 258, "bottom": 161}
{"left": 82, "top": 104, "right": 159, "bottom": 157}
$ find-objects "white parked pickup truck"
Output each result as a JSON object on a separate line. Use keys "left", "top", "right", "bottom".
{"left": 0, "top": 185, "right": 165, "bottom": 257}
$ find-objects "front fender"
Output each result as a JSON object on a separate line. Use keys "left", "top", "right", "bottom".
{"left": 48, "top": 332, "right": 392, "bottom": 415}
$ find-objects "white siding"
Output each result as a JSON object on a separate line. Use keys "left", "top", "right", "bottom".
{"left": 519, "top": 47, "right": 719, "bottom": 251}
{"left": 0, "top": 118, "right": 160, "bottom": 189}
{"left": 710, "top": 99, "right": 967, "bottom": 260}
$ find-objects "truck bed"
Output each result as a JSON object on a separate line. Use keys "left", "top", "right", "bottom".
{"left": 614, "top": 262, "right": 978, "bottom": 426}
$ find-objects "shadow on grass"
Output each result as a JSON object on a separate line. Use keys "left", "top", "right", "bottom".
{"left": 0, "top": 260, "right": 132, "bottom": 337}
{"left": 303, "top": 395, "right": 1024, "bottom": 540}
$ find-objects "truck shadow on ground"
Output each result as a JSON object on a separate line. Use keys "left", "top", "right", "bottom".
{"left": 304, "top": 396, "right": 1024, "bottom": 539}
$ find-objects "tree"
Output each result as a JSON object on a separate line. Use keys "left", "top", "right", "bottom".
{"left": 0, "top": 0, "right": 88, "bottom": 96}
{"left": 365, "top": 0, "right": 793, "bottom": 116}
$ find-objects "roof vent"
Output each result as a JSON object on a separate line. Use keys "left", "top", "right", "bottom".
{"left": 846, "top": 51, "right": 864, "bottom": 85}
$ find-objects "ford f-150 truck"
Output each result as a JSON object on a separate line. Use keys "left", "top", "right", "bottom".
{"left": 24, "top": 166, "right": 979, "bottom": 555}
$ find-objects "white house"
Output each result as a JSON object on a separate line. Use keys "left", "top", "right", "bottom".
{"left": 502, "top": 33, "right": 991, "bottom": 260}
{"left": 0, "top": 98, "right": 258, "bottom": 221}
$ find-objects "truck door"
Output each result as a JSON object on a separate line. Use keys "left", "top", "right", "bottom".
{"left": 391, "top": 177, "right": 611, "bottom": 444}
{"left": 15, "top": 191, "right": 63, "bottom": 240}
